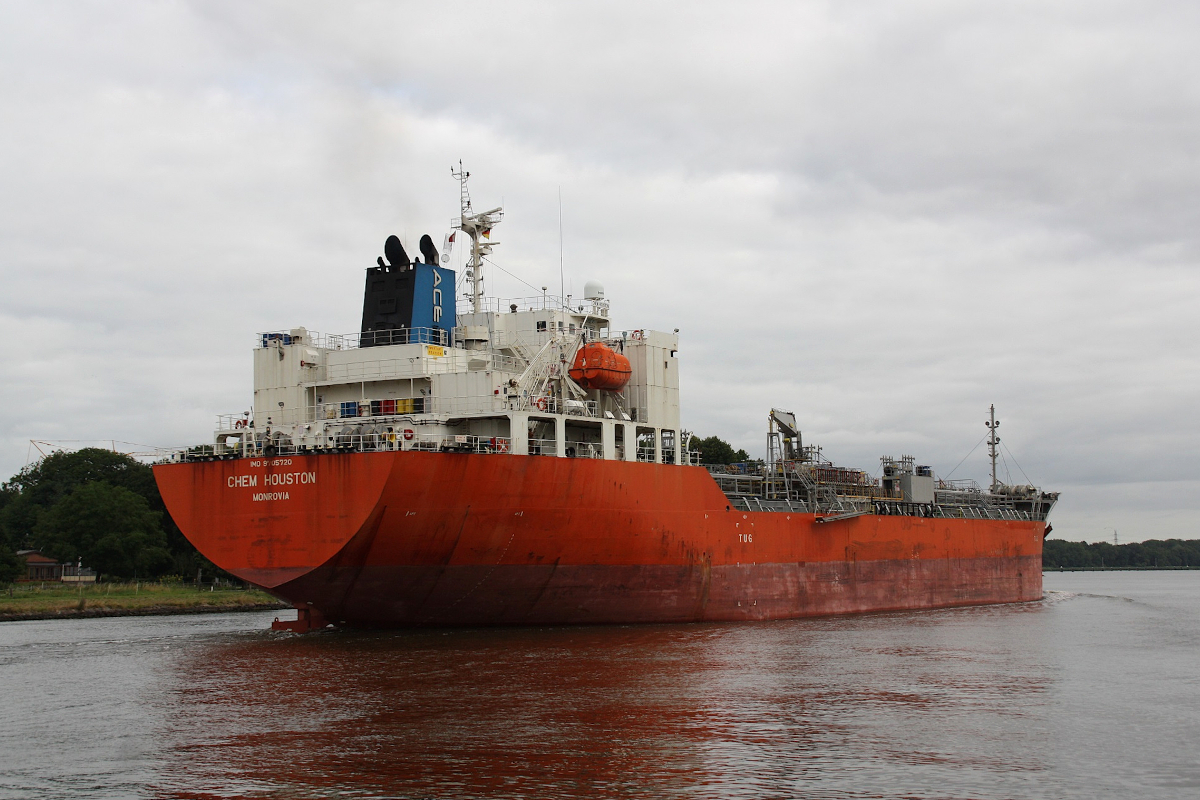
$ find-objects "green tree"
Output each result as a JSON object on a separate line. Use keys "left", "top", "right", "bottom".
{"left": 5, "top": 448, "right": 158, "bottom": 507}
{"left": 1043, "top": 538, "right": 1200, "bottom": 570}
{"left": 3, "top": 448, "right": 156, "bottom": 549}
{"left": 1043, "top": 540, "right": 1098, "bottom": 569}
{"left": 0, "top": 479, "right": 36, "bottom": 552}
{"left": 1, "top": 448, "right": 209, "bottom": 577}
{"left": 0, "top": 546, "right": 21, "bottom": 585}
{"left": 36, "top": 482, "right": 172, "bottom": 580}
{"left": 0, "top": 483, "right": 16, "bottom": 554}
{"left": 690, "top": 435, "right": 750, "bottom": 465}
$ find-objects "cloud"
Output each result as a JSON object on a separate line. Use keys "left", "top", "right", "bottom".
{"left": 1, "top": 0, "right": 1197, "bottom": 541}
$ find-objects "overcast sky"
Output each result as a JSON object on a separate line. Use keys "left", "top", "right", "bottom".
{"left": 2, "top": 1, "right": 1197, "bottom": 543}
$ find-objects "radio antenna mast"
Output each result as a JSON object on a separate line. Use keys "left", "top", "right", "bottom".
{"left": 558, "top": 186, "right": 565, "bottom": 305}
{"left": 985, "top": 404, "right": 1001, "bottom": 492}
{"left": 451, "top": 161, "right": 503, "bottom": 315}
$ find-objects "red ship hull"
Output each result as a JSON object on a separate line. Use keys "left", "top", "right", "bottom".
{"left": 154, "top": 451, "right": 1044, "bottom": 628}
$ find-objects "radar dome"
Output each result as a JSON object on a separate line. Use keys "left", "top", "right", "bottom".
{"left": 583, "top": 280, "right": 605, "bottom": 300}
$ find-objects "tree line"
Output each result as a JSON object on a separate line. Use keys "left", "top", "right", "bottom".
{"left": 0, "top": 448, "right": 213, "bottom": 584}
{"left": 688, "top": 435, "right": 751, "bottom": 465}
{"left": 1043, "top": 538, "right": 1200, "bottom": 569}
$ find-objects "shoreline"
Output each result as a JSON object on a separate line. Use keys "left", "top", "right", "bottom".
{"left": 0, "top": 600, "right": 289, "bottom": 623}
{"left": 1044, "top": 566, "right": 1200, "bottom": 572}
{"left": 3, "top": 569, "right": 1191, "bottom": 623}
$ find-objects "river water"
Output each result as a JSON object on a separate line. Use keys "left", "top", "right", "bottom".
{"left": 1, "top": 571, "right": 1197, "bottom": 799}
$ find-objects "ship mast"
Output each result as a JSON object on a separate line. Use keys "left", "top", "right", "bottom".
{"left": 451, "top": 162, "right": 503, "bottom": 314}
{"left": 985, "top": 404, "right": 1001, "bottom": 492}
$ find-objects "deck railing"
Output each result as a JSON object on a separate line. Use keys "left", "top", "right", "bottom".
{"left": 216, "top": 393, "right": 634, "bottom": 433}
{"left": 257, "top": 328, "right": 452, "bottom": 351}
{"left": 179, "top": 432, "right": 637, "bottom": 462}
{"left": 181, "top": 432, "right": 514, "bottom": 461}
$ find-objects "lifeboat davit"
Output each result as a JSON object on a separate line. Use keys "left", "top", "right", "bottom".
{"left": 569, "top": 342, "right": 632, "bottom": 391}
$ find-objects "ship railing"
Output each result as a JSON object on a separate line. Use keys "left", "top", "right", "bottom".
{"left": 710, "top": 472, "right": 764, "bottom": 496}
{"left": 318, "top": 351, "right": 524, "bottom": 383}
{"left": 180, "top": 432, "right": 517, "bottom": 460}
{"left": 314, "top": 399, "right": 431, "bottom": 421}
{"left": 341, "top": 431, "right": 514, "bottom": 455}
{"left": 514, "top": 396, "right": 604, "bottom": 419}
{"left": 521, "top": 395, "right": 560, "bottom": 414}
{"left": 939, "top": 478, "right": 982, "bottom": 492}
{"left": 936, "top": 504, "right": 1034, "bottom": 521}
{"left": 488, "top": 328, "right": 634, "bottom": 363}
{"left": 746, "top": 497, "right": 811, "bottom": 513}
{"left": 324, "top": 355, "right": 453, "bottom": 382}
{"left": 434, "top": 395, "right": 533, "bottom": 415}
{"left": 705, "top": 462, "right": 761, "bottom": 475}
{"left": 177, "top": 434, "right": 742, "bottom": 465}
{"left": 730, "top": 497, "right": 813, "bottom": 514}
{"left": 567, "top": 441, "right": 604, "bottom": 459}
{"left": 476, "top": 294, "right": 610, "bottom": 318}
{"left": 270, "top": 391, "right": 615, "bottom": 427}
{"left": 525, "top": 438, "right": 605, "bottom": 458}
{"left": 935, "top": 490, "right": 989, "bottom": 507}
{"left": 403, "top": 433, "right": 513, "bottom": 454}
{"left": 488, "top": 353, "right": 525, "bottom": 374}
{"left": 215, "top": 413, "right": 251, "bottom": 432}
{"left": 320, "top": 395, "right": 509, "bottom": 417}
{"left": 718, "top": 497, "right": 1039, "bottom": 520}
{"left": 489, "top": 329, "right": 567, "bottom": 355}
{"left": 256, "top": 328, "right": 452, "bottom": 351}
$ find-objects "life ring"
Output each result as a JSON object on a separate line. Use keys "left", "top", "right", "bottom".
{"left": 494, "top": 438, "right": 509, "bottom": 453}
{"left": 536, "top": 397, "right": 548, "bottom": 412}
{"left": 234, "top": 419, "right": 246, "bottom": 429}
{"left": 403, "top": 429, "right": 414, "bottom": 441}
{"left": 631, "top": 330, "right": 643, "bottom": 340}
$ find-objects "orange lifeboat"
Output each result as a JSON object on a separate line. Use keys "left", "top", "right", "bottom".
{"left": 569, "top": 342, "right": 631, "bottom": 391}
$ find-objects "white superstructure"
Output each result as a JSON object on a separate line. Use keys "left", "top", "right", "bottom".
{"left": 206, "top": 171, "right": 685, "bottom": 465}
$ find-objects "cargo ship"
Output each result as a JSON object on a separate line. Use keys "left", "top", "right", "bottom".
{"left": 153, "top": 168, "right": 1059, "bottom": 632}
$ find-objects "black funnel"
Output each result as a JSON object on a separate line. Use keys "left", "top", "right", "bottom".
{"left": 384, "top": 235, "right": 410, "bottom": 268}
{"left": 419, "top": 234, "right": 439, "bottom": 266}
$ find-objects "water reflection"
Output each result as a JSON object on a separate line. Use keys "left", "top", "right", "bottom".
{"left": 152, "top": 604, "right": 1059, "bottom": 800}
{"left": 8, "top": 578, "right": 1199, "bottom": 798}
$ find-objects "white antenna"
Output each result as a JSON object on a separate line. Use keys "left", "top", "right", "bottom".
{"left": 558, "top": 186, "right": 565, "bottom": 304}
{"left": 450, "top": 161, "right": 503, "bottom": 315}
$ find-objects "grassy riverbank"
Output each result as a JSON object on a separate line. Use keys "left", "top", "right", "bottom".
{"left": 0, "top": 581, "right": 287, "bottom": 621}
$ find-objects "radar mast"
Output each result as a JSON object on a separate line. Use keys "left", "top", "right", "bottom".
{"left": 451, "top": 162, "right": 503, "bottom": 314}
